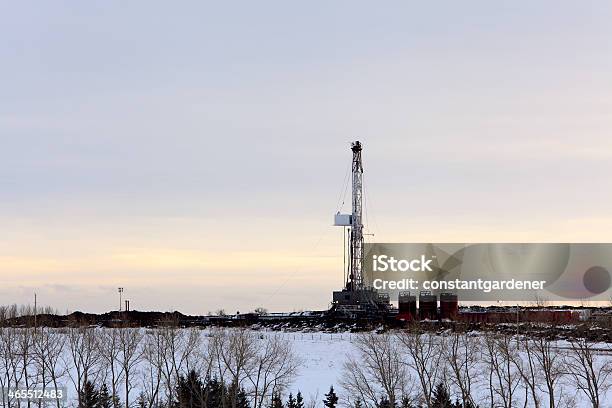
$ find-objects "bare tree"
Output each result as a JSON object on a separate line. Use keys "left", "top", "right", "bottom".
{"left": 304, "top": 392, "right": 319, "bottom": 408}
{"left": 340, "top": 331, "right": 411, "bottom": 408}
{"left": 118, "top": 327, "right": 144, "bottom": 408}
{"left": 32, "top": 328, "right": 67, "bottom": 408}
{"left": 15, "top": 326, "right": 37, "bottom": 407}
{"left": 397, "top": 327, "right": 443, "bottom": 408}
{"left": 443, "top": 328, "right": 479, "bottom": 407}
{"left": 530, "top": 336, "right": 567, "bottom": 408}
{"left": 64, "top": 325, "right": 103, "bottom": 406}
{"left": 510, "top": 336, "right": 540, "bottom": 408}
{"left": 212, "top": 328, "right": 257, "bottom": 407}
{"left": 140, "top": 326, "right": 201, "bottom": 408}
{"left": 0, "top": 327, "right": 18, "bottom": 408}
{"left": 482, "top": 331, "right": 521, "bottom": 408}
{"left": 564, "top": 337, "right": 612, "bottom": 408}
{"left": 140, "top": 326, "right": 203, "bottom": 408}
{"left": 246, "top": 333, "right": 300, "bottom": 408}
{"left": 157, "top": 317, "right": 198, "bottom": 404}
{"left": 141, "top": 329, "right": 165, "bottom": 408}
{"left": 100, "top": 328, "right": 124, "bottom": 405}
{"left": 180, "top": 328, "right": 202, "bottom": 376}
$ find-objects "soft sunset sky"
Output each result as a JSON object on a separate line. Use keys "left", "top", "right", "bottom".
{"left": 1, "top": 1, "right": 612, "bottom": 313}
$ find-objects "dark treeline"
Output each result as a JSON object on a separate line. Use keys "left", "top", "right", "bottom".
{"left": 77, "top": 375, "right": 477, "bottom": 408}
{"left": 77, "top": 371, "right": 297, "bottom": 408}
{"left": 2, "top": 304, "right": 610, "bottom": 344}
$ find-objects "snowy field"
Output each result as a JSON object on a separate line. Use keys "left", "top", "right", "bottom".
{"left": 260, "top": 330, "right": 612, "bottom": 407}
{"left": 0, "top": 327, "right": 610, "bottom": 407}
{"left": 268, "top": 332, "right": 351, "bottom": 401}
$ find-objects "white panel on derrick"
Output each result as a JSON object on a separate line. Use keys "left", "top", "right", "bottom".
{"left": 334, "top": 213, "right": 352, "bottom": 226}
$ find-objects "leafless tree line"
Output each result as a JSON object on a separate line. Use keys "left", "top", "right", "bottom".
{"left": 341, "top": 327, "right": 612, "bottom": 408}
{"left": 0, "top": 322, "right": 299, "bottom": 408}
{"left": 0, "top": 305, "right": 60, "bottom": 321}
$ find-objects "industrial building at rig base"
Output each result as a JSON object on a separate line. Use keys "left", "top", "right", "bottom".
{"left": 396, "top": 290, "right": 590, "bottom": 324}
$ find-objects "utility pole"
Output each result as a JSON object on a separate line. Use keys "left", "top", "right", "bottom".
{"left": 516, "top": 303, "right": 520, "bottom": 346}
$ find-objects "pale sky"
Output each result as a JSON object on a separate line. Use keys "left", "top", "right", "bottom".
{"left": 1, "top": 1, "right": 612, "bottom": 314}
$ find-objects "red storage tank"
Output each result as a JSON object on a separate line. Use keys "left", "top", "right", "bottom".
{"left": 419, "top": 291, "right": 437, "bottom": 320}
{"left": 440, "top": 293, "right": 458, "bottom": 320}
{"left": 398, "top": 292, "right": 417, "bottom": 321}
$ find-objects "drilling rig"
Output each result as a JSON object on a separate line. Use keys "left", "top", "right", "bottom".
{"left": 331, "top": 141, "right": 391, "bottom": 317}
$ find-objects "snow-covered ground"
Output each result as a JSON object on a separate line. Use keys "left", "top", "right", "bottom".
{"left": 267, "top": 331, "right": 352, "bottom": 401}
{"left": 256, "top": 330, "right": 612, "bottom": 407}
{"left": 1, "top": 328, "right": 610, "bottom": 407}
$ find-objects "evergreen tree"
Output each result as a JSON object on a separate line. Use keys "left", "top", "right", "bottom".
{"left": 463, "top": 399, "right": 478, "bottom": 408}
{"left": 287, "top": 393, "right": 296, "bottom": 408}
{"left": 224, "top": 382, "right": 250, "bottom": 408}
{"left": 323, "top": 386, "right": 338, "bottom": 408}
{"left": 79, "top": 380, "right": 100, "bottom": 408}
{"left": 204, "top": 377, "right": 224, "bottom": 408}
{"left": 431, "top": 383, "right": 452, "bottom": 408}
{"left": 377, "top": 397, "right": 391, "bottom": 408}
{"left": 295, "top": 392, "right": 304, "bottom": 408}
{"left": 448, "top": 398, "right": 478, "bottom": 408}
{"left": 97, "top": 384, "right": 114, "bottom": 408}
{"left": 225, "top": 381, "right": 240, "bottom": 408}
{"left": 136, "top": 392, "right": 148, "bottom": 408}
{"left": 234, "top": 387, "right": 250, "bottom": 408}
{"left": 173, "top": 372, "right": 252, "bottom": 408}
{"left": 400, "top": 396, "right": 415, "bottom": 408}
{"left": 174, "top": 370, "right": 206, "bottom": 408}
{"left": 269, "top": 392, "right": 284, "bottom": 408}
{"left": 353, "top": 400, "right": 363, "bottom": 408}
